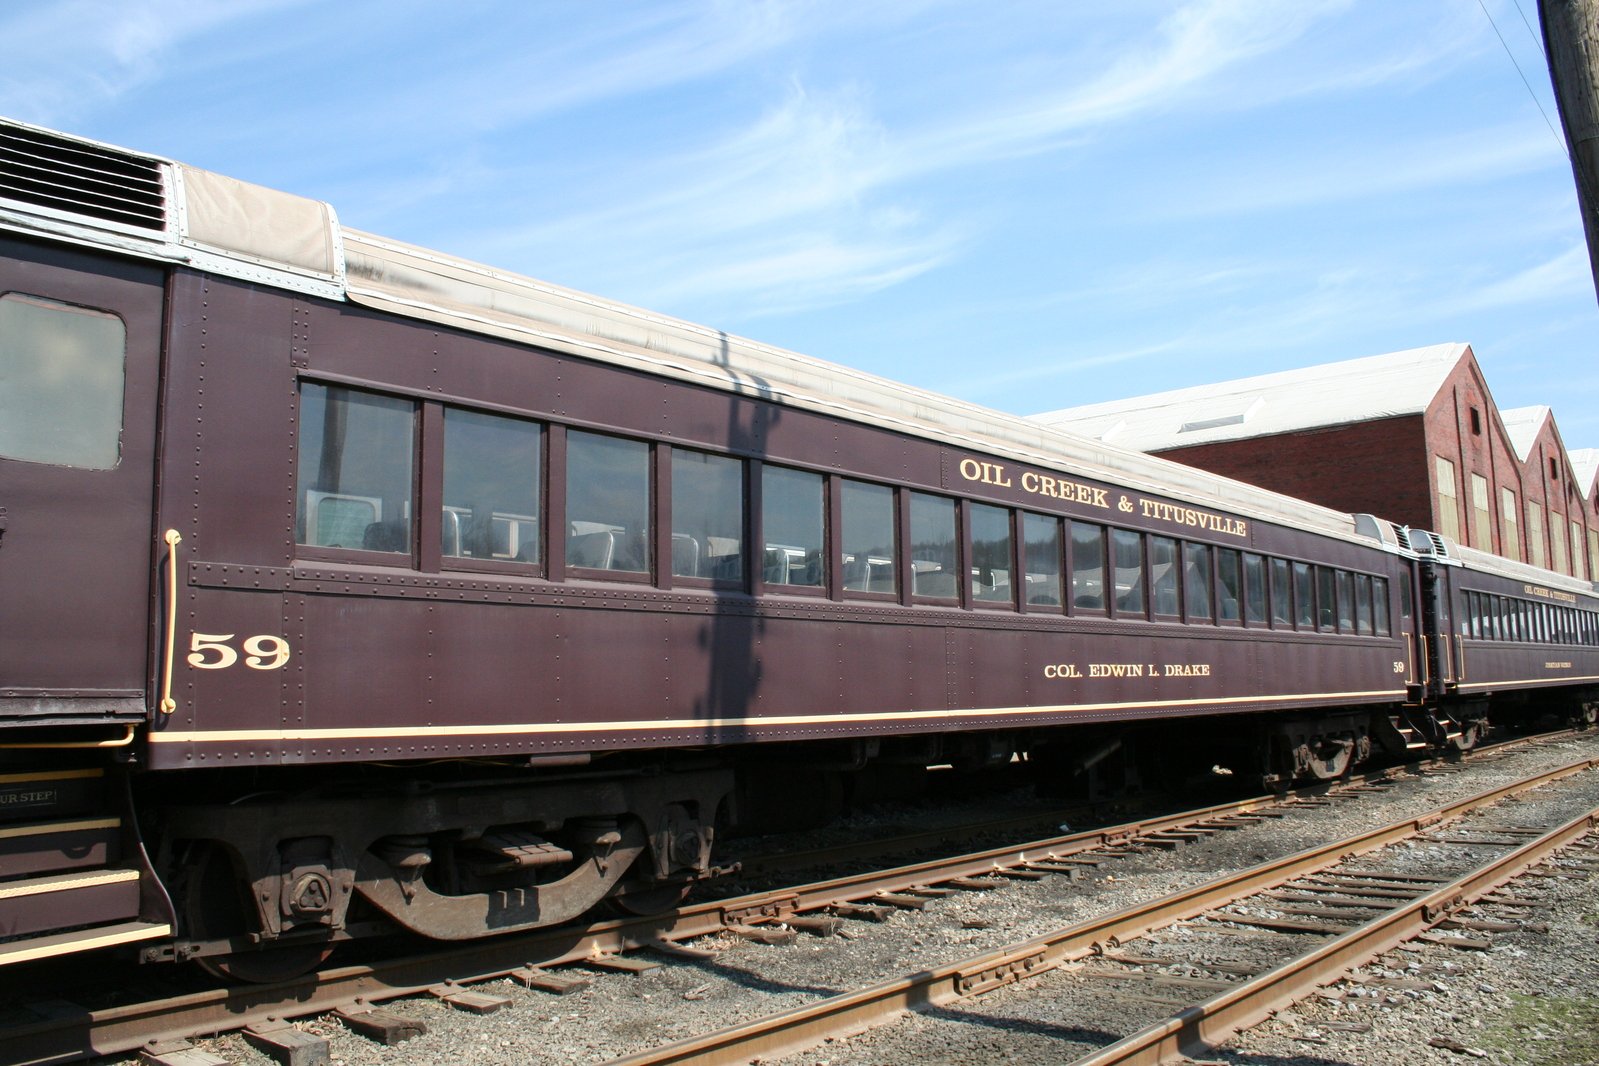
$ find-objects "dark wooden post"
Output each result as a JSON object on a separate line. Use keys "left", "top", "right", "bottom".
{"left": 1541, "top": 0, "right": 1599, "bottom": 305}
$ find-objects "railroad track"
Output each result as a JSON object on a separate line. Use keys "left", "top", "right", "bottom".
{"left": 608, "top": 755, "right": 1599, "bottom": 1066}
{"left": 1, "top": 730, "right": 1588, "bottom": 1064}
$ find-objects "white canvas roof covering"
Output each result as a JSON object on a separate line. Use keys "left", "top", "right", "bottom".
{"left": 1031, "top": 344, "right": 1470, "bottom": 451}
{"left": 1498, "top": 405, "right": 1552, "bottom": 463}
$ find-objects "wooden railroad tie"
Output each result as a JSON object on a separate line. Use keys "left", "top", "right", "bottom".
{"left": 244, "top": 1021, "right": 331, "bottom": 1066}
{"left": 335, "top": 1007, "right": 428, "bottom": 1046}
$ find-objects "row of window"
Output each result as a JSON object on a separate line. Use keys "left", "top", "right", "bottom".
{"left": 1435, "top": 455, "right": 1599, "bottom": 580}
{"left": 294, "top": 383, "right": 1393, "bottom": 635}
{"left": 1461, "top": 590, "right": 1599, "bottom": 647}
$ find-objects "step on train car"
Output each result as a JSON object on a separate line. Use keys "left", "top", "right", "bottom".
{"left": 1, "top": 117, "right": 1595, "bottom": 980}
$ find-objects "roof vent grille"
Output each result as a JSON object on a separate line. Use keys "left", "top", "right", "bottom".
{"left": 0, "top": 123, "right": 166, "bottom": 231}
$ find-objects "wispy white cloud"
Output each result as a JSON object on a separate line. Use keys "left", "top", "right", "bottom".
{"left": 0, "top": 0, "right": 302, "bottom": 124}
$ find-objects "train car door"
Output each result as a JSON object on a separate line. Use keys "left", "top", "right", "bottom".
{"left": 0, "top": 237, "right": 166, "bottom": 726}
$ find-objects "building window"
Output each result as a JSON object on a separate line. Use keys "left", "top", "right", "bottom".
{"left": 1469, "top": 407, "right": 1481, "bottom": 435}
{"left": 1435, "top": 457, "right": 1460, "bottom": 543}
{"left": 1589, "top": 529, "right": 1599, "bottom": 582}
{"left": 1501, "top": 488, "right": 1519, "bottom": 560}
{"left": 1572, "top": 520, "right": 1586, "bottom": 580}
{"left": 1527, "top": 502, "right": 1546, "bottom": 569}
{"left": 1551, "top": 509, "right": 1569, "bottom": 574}
{"left": 1470, "top": 474, "right": 1491, "bottom": 550}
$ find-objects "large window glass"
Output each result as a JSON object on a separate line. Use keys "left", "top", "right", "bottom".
{"left": 0, "top": 293, "right": 126, "bottom": 469}
{"left": 1294, "top": 562, "right": 1315, "bottom": 628}
{"left": 1372, "top": 576, "right": 1390, "bottom": 636}
{"left": 909, "top": 492, "right": 958, "bottom": 600}
{"left": 1270, "top": 557, "right": 1291, "bottom": 626}
{"left": 1111, "top": 528, "right": 1145, "bottom": 617}
{"left": 297, "top": 384, "right": 415, "bottom": 554}
{"left": 1071, "top": 522, "right": 1107, "bottom": 612}
{"left": 1335, "top": 570, "right": 1354, "bottom": 631}
{"left": 566, "top": 430, "right": 649, "bottom": 573}
{"left": 969, "top": 503, "right": 1013, "bottom": 605}
{"left": 1355, "top": 574, "right": 1374, "bottom": 635}
{"left": 841, "top": 479, "right": 896, "bottom": 593}
{"left": 1184, "top": 543, "right": 1213, "bottom": 621}
{"left": 672, "top": 449, "right": 744, "bottom": 582}
{"left": 1242, "top": 553, "right": 1266, "bottom": 624}
{"left": 1023, "top": 513, "right": 1062, "bottom": 608}
{"left": 1217, "top": 549, "right": 1242, "bottom": 622}
{"left": 1150, "top": 536, "right": 1179, "bottom": 616}
{"left": 1317, "top": 567, "right": 1337, "bottom": 630}
{"left": 763, "top": 465, "right": 825, "bottom": 587}
{"left": 442, "top": 408, "right": 541, "bottom": 563}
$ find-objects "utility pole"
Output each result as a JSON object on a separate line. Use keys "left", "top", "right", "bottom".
{"left": 1540, "top": 0, "right": 1599, "bottom": 305}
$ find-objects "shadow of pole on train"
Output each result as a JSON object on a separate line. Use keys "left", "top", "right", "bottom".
{"left": 692, "top": 332, "right": 773, "bottom": 762}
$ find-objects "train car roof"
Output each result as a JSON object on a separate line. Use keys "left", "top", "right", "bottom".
{"left": 0, "top": 116, "right": 1438, "bottom": 553}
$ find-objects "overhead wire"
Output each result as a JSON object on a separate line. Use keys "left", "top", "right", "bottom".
{"left": 1476, "top": 0, "right": 1569, "bottom": 157}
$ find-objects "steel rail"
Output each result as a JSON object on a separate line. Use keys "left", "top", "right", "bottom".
{"left": 0, "top": 738, "right": 1585, "bottom": 1064}
{"left": 0, "top": 784, "right": 1316, "bottom": 1064}
{"left": 602, "top": 755, "right": 1599, "bottom": 1066}
{"left": 1073, "top": 804, "right": 1599, "bottom": 1065}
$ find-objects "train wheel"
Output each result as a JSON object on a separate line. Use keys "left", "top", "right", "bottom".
{"left": 183, "top": 844, "right": 334, "bottom": 983}
{"left": 608, "top": 876, "right": 693, "bottom": 916}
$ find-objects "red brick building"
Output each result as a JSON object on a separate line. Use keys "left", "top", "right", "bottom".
{"left": 1033, "top": 344, "right": 1598, "bottom": 580}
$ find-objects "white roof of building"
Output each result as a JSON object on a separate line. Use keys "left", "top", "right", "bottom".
{"left": 1570, "top": 448, "right": 1599, "bottom": 491}
{"left": 1499, "top": 406, "right": 1552, "bottom": 463}
{"left": 1030, "top": 344, "right": 1470, "bottom": 450}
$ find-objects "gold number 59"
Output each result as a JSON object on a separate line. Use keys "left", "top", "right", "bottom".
{"left": 188, "top": 632, "right": 292, "bottom": 671}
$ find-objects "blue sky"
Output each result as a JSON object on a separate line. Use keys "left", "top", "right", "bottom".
{"left": 4, "top": 1, "right": 1596, "bottom": 444}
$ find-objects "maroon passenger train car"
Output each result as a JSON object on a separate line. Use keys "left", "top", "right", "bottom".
{"left": 1, "top": 118, "right": 1595, "bottom": 980}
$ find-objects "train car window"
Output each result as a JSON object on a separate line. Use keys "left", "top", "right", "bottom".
{"left": 1242, "top": 553, "right": 1266, "bottom": 624}
{"left": 909, "top": 492, "right": 958, "bottom": 600}
{"left": 1023, "top": 513, "right": 1063, "bottom": 609}
{"left": 841, "top": 479, "right": 896, "bottom": 595}
{"left": 441, "top": 408, "right": 541, "bottom": 565}
{"left": 297, "top": 384, "right": 416, "bottom": 554}
{"left": 1372, "top": 577, "right": 1390, "bottom": 636}
{"left": 969, "top": 503, "right": 1014, "bottom": 606}
{"left": 1334, "top": 570, "right": 1354, "bottom": 632}
{"left": 566, "top": 430, "right": 649, "bottom": 575}
{"left": 1070, "top": 522, "right": 1108, "bottom": 613}
{"left": 763, "top": 465, "right": 825, "bottom": 588}
{"left": 1463, "top": 592, "right": 1478, "bottom": 639}
{"left": 1184, "top": 543, "right": 1213, "bottom": 622}
{"left": 1316, "top": 567, "right": 1336, "bottom": 630}
{"left": 672, "top": 448, "right": 745, "bottom": 583}
{"left": 1269, "top": 557, "right": 1291, "bottom": 626}
{"left": 0, "top": 293, "right": 126, "bottom": 469}
{"left": 1399, "top": 570, "right": 1413, "bottom": 629}
{"left": 1110, "top": 528, "right": 1143, "bottom": 617}
{"left": 1355, "top": 574, "right": 1374, "bottom": 635}
{"left": 1217, "top": 549, "right": 1242, "bottom": 622}
{"left": 1150, "top": 537, "right": 1180, "bottom": 617}
{"left": 1294, "top": 562, "right": 1315, "bottom": 629}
